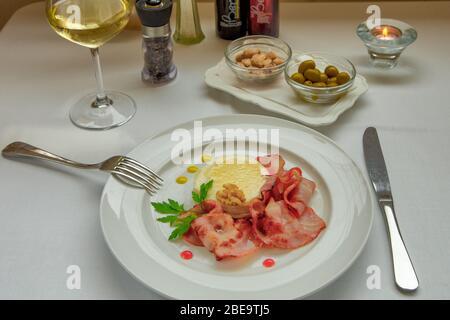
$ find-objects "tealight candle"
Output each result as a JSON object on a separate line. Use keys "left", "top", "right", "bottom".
{"left": 357, "top": 19, "right": 417, "bottom": 68}
{"left": 371, "top": 25, "right": 403, "bottom": 40}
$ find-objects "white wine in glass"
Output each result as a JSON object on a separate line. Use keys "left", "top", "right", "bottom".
{"left": 46, "top": 0, "right": 136, "bottom": 130}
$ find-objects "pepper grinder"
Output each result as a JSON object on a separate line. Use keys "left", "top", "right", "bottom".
{"left": 136, "top": 0, "right": 177, "bottom": 84}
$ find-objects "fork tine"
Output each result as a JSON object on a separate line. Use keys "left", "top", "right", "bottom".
{"left": 114, "top": 166, "right": 161, "bottom": 191}
{"left": 118, "top": 161, "right": 163, "bottom": 187}
{"left": 112, "top": 170, "right": 158, "bottom": 195}
{"left": 122, "top": 157, "right": 164, "bottom": 183}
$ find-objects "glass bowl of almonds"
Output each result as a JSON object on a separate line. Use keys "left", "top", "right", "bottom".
{"left": 225, "top": 35, "right": 292, "bottom": 82}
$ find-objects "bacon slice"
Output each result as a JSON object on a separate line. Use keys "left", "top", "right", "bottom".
{"left": 271, "top": 167, "right": 301, "bottom": 200}
{"left": 283, "top": 177, "right": 316, "bottom": 216}
{"left": 264, "top": 165, "right": 315, "bottom": 215}
{"left": 191, "top": 213, "right": 257, "bottom": 260}
{"left": 182, "top": 227, "right": 203, "bottom": 246}
{"left": 283, "top": 183, "right": 306, "bottom": 217}
{"left": 200, "top": 200, "right": 224, "bottom": 214}
{"left": 257, "top": 154, "right": 285, "bottom": 176}
{"left": 250, "top": 198, "right": 326, "bottom": 249}
{"left": 183, "top": 200, "right": 223, "bottom": 246}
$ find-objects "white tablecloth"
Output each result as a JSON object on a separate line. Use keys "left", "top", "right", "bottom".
{"left": 0, "top": 2, "right": 449, "bottom": 299}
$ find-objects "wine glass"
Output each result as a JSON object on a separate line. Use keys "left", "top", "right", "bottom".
{"left": 46, "top": 0, "right": 136, "bottom": 130}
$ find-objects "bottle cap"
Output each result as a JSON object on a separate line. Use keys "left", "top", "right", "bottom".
{"left": 135, "top": 0, "right": 173, "bottom": 28}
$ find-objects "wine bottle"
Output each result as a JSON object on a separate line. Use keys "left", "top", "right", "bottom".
{"left": 215, "top": 0, "right": 249, "bottom": 40}
{"left": 248, "top": 0, "right": 279, "bottom": 37}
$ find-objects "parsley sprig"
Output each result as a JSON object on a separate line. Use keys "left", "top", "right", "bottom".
{"left": 151, "top": 180, "right": 214, "bottom": 241}
{"left": 192, "top": 180, "right": 213, "bottom": 204}
{"left": 152, "top": 199, "right": 185, "bottom": 214}
{"left": 151, "top": 199, "right": 193, "bottom": 240}
{"left": 168, "top": 215, "right": 197, "bottom": 240}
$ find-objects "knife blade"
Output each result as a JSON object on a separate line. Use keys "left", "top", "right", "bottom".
{"left": 363, "top": 127, "right": 419, "bottom": 291}
{"left": 363, "top": 127, "right": 392, "bottom": 198}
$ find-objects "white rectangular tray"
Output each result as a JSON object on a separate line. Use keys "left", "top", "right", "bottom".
{"left": 205, "top": 58, "right": 368, "bottom": 127}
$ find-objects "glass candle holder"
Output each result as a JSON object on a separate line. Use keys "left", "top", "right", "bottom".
{"left": 173, "top": 0, "right": 205, "bottom": 45}
{"left": 357, "top": 19, "right": 417, "bottom": 68}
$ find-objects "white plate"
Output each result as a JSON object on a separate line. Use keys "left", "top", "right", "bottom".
{"left": 100, "top": 114, "right": 373, "bottom": 299}
{"left": 205, "top": 58, "right": 368, "bottom": 127}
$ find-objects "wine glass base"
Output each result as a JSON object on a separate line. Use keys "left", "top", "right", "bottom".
{"left": 69, "top": 91, "right": 136, "bottom": 130}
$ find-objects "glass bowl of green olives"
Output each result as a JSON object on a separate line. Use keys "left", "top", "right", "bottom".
{"left": 225, "top": 35, "right": 292, "bottom": 82}
{"left": 285, "top": 52, "right": 356, "bottom": 104}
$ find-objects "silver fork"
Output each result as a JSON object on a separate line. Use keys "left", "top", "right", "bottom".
{"left": 2, "top": 141, "right": 163, "bottom": 195}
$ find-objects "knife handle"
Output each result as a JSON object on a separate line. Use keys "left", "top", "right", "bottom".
{"left": 380, "top": 199, "right": 419, "bottom": 291}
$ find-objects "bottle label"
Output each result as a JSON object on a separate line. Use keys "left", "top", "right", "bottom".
{"left": 250, "top": 0, "right": 272, "bottom": 25}
{"left": 220, "top": 0, "right": 242, "bottom": 27}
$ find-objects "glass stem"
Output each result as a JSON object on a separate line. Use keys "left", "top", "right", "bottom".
{"left": 90, "top": 48, "right": 110, "bottom": 108}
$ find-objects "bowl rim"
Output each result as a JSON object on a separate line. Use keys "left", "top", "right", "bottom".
{"left": 285, "top": 51, "right": 356, "bottom": 91}
{"left": 225, "top": 35, "right": 293, "bottom": 72}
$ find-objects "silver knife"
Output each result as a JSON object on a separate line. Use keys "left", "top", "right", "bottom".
{"left": 363, "top": 127, "right": 419, "bottom": 291}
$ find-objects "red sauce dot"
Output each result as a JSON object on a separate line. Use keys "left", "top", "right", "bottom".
{"left": 180, "top": 250, "right": 193, "bottom": 260}
{"left": 263, "top": 258, "right": 275, "bottom": 268}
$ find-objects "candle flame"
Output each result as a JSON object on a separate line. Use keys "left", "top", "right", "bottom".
{"left": 382, "top": 27, "right": 389, "bottom": 38}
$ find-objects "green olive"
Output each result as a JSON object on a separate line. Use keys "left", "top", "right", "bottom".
{"left": 304, "top": 68, "right": 321, "bottom": 82}
{"left": 298, "top": 60, "right": 316, "bottom": 74}
{"left": 325, "top": 65, "right": 339, "bottom": 78}
{"left": 327, "top": 77, "right": 337, "bottom": 84}
{"left": 312, "top": 82, "right": 327, "bottom": 87}
{"left": 320, "top": 73, "right": 328, "bottom": 83}
{"left": 291, "top": 72, "right": 305, "bottom": 84}
{"left": 327, "top": 82, "right": 338, "bottom": 87}
{"left": 336, "top": 72, "right": 351, "bottom": 85}
{"left": 303, "top": 80, "right": 313, "bottom": 86}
